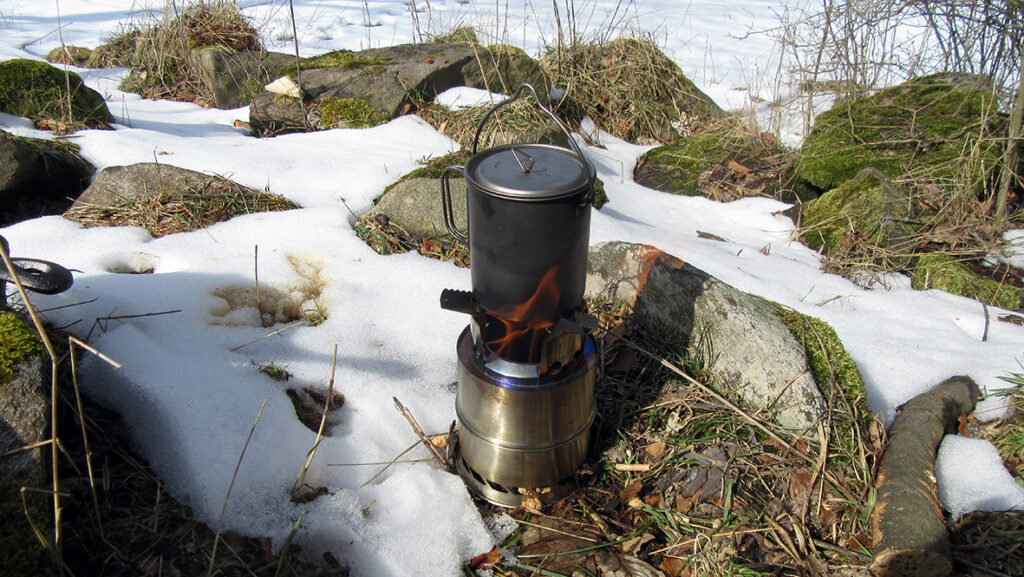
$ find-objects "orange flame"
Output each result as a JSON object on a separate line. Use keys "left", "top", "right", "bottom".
{"left": 485, "top": 266, "right": 562, "bottom": 363}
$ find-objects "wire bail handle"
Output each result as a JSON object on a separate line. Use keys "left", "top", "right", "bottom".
{"left": 472, "top": 83, "right": 595, "bottom": 191}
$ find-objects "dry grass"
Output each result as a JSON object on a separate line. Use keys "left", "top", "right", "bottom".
{"left": 540, "top": 36, "right": 727, "bottom": 145}
{"left": 417, "top": 98, "right": 564, "bottom": 151}
{"left": 481, "top": 300, "right": 882, "bottom": 576}
{"left": 64, "top": 178, "right": 299, "bottom": 238}
{"left": 355, "top": 213, "right": 469, "bottom": 268}
{"left": 93, "top": 1, "right": 260, "bottom": 104}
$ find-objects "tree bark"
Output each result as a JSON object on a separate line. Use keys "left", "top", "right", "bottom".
{"left": 869, "top": 375, "right": 981, "bottom": 577}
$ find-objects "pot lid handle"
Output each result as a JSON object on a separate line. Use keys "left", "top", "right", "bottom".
{"left": 472, "top": 83, "right": 595, "bottom": 195}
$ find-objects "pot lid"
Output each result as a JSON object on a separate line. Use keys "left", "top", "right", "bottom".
{"left": 465, "top": 144, "right": 593, "bottom": 201}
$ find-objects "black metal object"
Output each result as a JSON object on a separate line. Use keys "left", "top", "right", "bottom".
{"left": 441, "top": 84, "right": 595, "bottom": 325}
{"left": 0, "top": 235, "right": 74, "bottom": 304}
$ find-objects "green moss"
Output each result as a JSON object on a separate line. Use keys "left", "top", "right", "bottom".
{"left": 45, "top": 45, "right": 92, "bottom": 66}
{"left": 797, "top": 169, "right": 916, "bottom": 257}
{"left": 637, "top": 132, "right": 780, "bottom": 197}
{"left": 317, "top": 97, "right": 388, "bottom": 129}
{"left": 0, "top": 59, "right": 113, "bottom": 130}
{"left": 360, "top": 64, "right": 388, "bottom": 76}
{"left": 0, "top": 309, "right": 43, "bottom": 385}
{"left": 912, "top": 253, "right": 1021, "bottom": 310}
{"left": 795, "top": 73, "right": 1005, "bottom": 192}
{"left": 292, "top": 50, "right": 391, "bottom": 74}
{"left": 400, "top": 151, "right": 471, "bottom": 182}
{"left": 0, "top": 481, "right": 54, "bottom": 576}
{"left": 779, "top": 310, "right": 872, "bottom": 459}
{"left": 591, "top": 177, "right": 609, "bottom": 209}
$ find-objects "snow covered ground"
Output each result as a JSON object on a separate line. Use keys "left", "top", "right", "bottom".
{"left": 1, "top": 1, "right": 1023, "bottom": 575}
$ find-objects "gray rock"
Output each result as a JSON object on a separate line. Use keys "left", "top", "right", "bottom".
{"left": 68, "top": 162, "right": 213, "bottom": 210}
{"left": 0, "top": 354, "right": 48, "bottom": 487}
{"left": 586, "top": 241, "right": 827, "bottom": 430}
{"left": 368, "top": 177, "right": 466, "bottom": 238}
{"left": 0, "top": 129, "right": 95, "bottom": 226}
{"left": 0, "top": 130, "right": 42, "bottom": 191}
{"left": 197, "top": 48, "right": 295, "bottom": 110}
{"left": 249, "top": 43, "right": 481, "bottom": 135}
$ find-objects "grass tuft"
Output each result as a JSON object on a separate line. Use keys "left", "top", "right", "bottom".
{"left": 92, "top": 1, "right": 260, "bottom": 104}
{"left": 64, "top": 178, "right": 299, "bottom": 238}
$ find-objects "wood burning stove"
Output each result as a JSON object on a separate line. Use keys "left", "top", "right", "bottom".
{"left": 440, "top": 84, "right": 598, "bottom": 506}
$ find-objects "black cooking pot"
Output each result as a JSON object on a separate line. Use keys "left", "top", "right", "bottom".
{"left": 441, "top": 84, "right": 595, "bottom": 320}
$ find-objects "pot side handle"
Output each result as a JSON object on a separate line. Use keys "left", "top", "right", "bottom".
{"left": 441, "top": 165, "right": 469, "bottom": 243}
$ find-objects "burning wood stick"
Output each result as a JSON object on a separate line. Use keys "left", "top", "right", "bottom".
{"left": 870, "top": 375, "right": 981, "bottom": 577}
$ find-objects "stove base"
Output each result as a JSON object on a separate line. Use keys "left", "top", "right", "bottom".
{"left": 456, "top": 451, "right": 577, "bottom": 508}
{"left": 453, "top": 326, "right": 597, "bottom": 507}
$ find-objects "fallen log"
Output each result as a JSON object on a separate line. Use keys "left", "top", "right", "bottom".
{"left": 870, "top": 375, "right": 981, "bottom": 577}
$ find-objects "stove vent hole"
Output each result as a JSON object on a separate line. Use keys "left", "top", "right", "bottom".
{"left": 485, "top": 478, "right": 512, "bottom": 494}
{"left": 460, "top": 456, "right": 517, "bottom": 495}
{"left": 463, "top": 456, "right": 486, "bottom": 485}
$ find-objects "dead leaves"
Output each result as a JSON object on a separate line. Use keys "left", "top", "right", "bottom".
{"left": 516, "top": 518, "right": 663, "bottom": 577}
{"left": 467, "top": 547, "right": 500, "bottom": 571}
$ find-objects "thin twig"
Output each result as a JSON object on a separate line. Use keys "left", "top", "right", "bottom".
{"left": 207, "top": 398, "right": 268, "bottom": 577}
{"left": 1, "top": 438, "right": 55, "bottom": 457}
{"left": 254, "top": 245, "right": 267, "bottom": 328}
{"left": 21, "top": 487, "right": 69, "bottom": 575}
{"left": 230, "top": 319, "right": 307, "bottom": 352}
{"left": 94, "top": 309, "right": 182, "bottom": 333}
{"left": 69, "top": 335, "right": 119, "bottom": 538}
{"left": 811, "top": 537, "right": 872, "bottom": 563}
{"left": 36, "top": 297, "right": 98, "bottom": 313}
{"left": 329, "top": 455, "right": 431, "bottom": 467}
{"left": 69, "top": 335, "right": 122, "bottom": 368}
{"left": 359, "top": 441, "right": 420, "bottom": 488}
{"left": 393, "top": 397, "right": 448, "bottom": 469}
{"left": 292, "top": 345, "right": 339, "bottom": 497}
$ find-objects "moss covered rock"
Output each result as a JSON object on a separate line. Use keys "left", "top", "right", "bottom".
{"left": 797, "top": 168, "right": 920, "bottom": 268}
{"left": 794, "top": 73, "right": 1004, "bottom": 193}
{"left": 0, "top": 309, "right": 43, "bottom": 385}
{"left": 779, "top": 310, "right": 871, "bottom": 431}
{"left": 315, "top": 96, "right": 388, "bottom": 129}
{"left": 45, "top": 45, "right": 93, "bottom": 67}
{"left": 0, "top": 59, "right": 113, "bottom": 130}
{"left": 912, "top": 253, "right": 1021, "bottom": 310}
{"left": 0, "top": 129, "right": 95, "bottom": 226}
{"left": 634, "top": 131, "right": 785, "bottom": 200}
